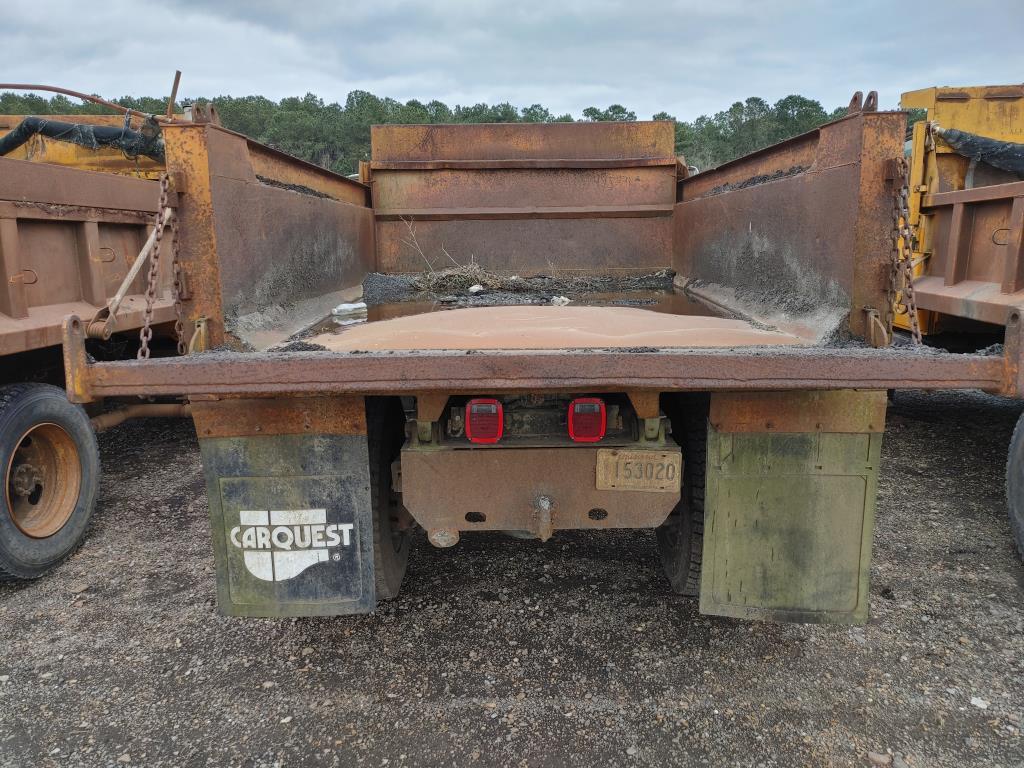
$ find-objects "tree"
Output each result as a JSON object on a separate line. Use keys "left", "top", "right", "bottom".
{"left": 211, "top": 95, "right": 277, "bottom": 139}
{"left": 521, "top": 104, "right": 553, "bottom": 123}
{"left": 770, "top": 95, "right": 828, "bottom": 144}
{"left": 582, "top": 104, "right": 637, "bottom": 122}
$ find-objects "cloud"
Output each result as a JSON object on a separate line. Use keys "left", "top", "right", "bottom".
{"left": 3, "top": 0, "right": 1022, "bottom": 120}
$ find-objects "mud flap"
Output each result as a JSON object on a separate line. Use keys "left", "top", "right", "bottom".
{"left": 193, "top": 397, "right": 375, "bottom": 617}
{"left": 699, "top": 391, "right": 885, "bottom": 625}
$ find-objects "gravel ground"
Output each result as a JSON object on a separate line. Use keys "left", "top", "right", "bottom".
{"left": 1, "top": 390, "right": 1023, "bottom": 767}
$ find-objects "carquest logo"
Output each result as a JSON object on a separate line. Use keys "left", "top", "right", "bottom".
{"left": 229, "top": 509, "right": 353, "bottom": 582}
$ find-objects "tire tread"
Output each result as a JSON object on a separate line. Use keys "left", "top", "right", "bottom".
{"left": 0, "top": 383, "right": 97, "bottom": 580}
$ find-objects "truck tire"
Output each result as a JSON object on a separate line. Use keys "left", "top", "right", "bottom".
{"left": 656, "top": 395, "right": 708, "bottom": 597}
{"left": 367, "top": 397, "right": 410, "bottom": 599}
{"left": 1006, "top": 410, "right": 1024, "bottom": 560}
{"left": 1, "top": 383, "right": 99, "bottom": 579}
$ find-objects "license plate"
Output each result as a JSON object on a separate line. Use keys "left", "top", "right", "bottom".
{"left": 595, "top": 449, "right": 682, "bottom": 492}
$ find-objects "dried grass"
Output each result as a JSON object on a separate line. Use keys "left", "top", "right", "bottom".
{"left": 411, "top": 262, "right": 530, "bottom": 293}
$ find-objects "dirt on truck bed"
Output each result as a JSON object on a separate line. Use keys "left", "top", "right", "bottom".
{"left": 1, "top": 391, "right": 1023, "bottom": 767}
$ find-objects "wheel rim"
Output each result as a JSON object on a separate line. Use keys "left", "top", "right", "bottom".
{"left": 5, "top": 423, "right": 81, "bottom": 538}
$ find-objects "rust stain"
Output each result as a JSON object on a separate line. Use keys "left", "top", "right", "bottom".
{"left": 710, "top": 390, "right": 888, "bottom": 433}
{"left": 190, "top": 395, "right": 367, "bottom": 438}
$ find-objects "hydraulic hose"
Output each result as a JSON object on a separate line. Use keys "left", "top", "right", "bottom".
{"left": 0, "top": 115, "right": 164, "bottom": 162}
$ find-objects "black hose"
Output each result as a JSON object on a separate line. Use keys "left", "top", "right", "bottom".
{"left": 937, "top": 126, "right": 1024, "bottom": 176}
{"left": 0, "top": 116, "right": 164, "bottom": 162}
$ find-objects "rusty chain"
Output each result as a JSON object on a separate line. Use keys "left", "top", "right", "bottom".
{"left": 890, "top": 156, "right": 923, "bottom": 345}
{"left": 138, "top": 173, "right": 187, "bottom": 358}
{"left": 169, "top": 201, "right": 188, "bottom": 355}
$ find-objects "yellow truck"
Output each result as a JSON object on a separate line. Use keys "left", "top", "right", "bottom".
{"left": 894, "top": 84, "right": 1024, "bottom": 557}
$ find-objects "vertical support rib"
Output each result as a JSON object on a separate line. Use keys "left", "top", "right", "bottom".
{"left": 1001, "top": 195, "right": 1024, "bottom": 294}
{"left": 945, "top": 202, "right": 973, "bottom": 287}
{"left": 0, "top": 218, "right": 27, "bottom": 318}
{"left": 76, "top": 221, "right": 106, "bottom": 307}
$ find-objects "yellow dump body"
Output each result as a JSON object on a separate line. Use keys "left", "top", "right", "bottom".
{"left": 898, "top": 85, "right": 1024, "bottom": 334}
{"left": 0, "top": 114, "right": 167, "bottom": 178}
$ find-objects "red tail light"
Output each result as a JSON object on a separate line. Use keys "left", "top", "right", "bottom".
{"left": 568, "top": 397, "right": 606, "bottom": 442}
{"left": 465, "top": 398, "right": 503, "bottom": 444}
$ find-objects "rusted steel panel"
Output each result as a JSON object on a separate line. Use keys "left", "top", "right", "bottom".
{"left": 1005, "top": 312, "right": 1024, "bottom": 397}
{"left": 371, "top": 122, "right": 676, "bottom": 274}
{"left": 191, "top": 396, "right": 366, "bottom": 438}
{"left": 923, "top": 180, "right": 1024, "bottom": 208}
{"left": 370, "top": 158, "right": 675, "bottom": 170}
{"left": 913, "top": 181, "right": 1024, "bottom": 325}
{"left": 209, "top": 175, "right": 375, "bottom": 319}
{"left": 372, "top": 167, "right": 675, "bottom": 211}
{"left": 911, "top": 277, "right": 1021, "bottom": 325}
{"left": 675, "top": 113, "right": 904, "bottom": 341}
{"left": 0, "top": 202, "right": 151, "bottom": 226}
{"left": 0, "top": 155, "right": 163, "bottom": 211}
{"left": 162, "top": 125, "right": 375, "bottom": 347}
{"left": 851, "top": 116, "right": 906, "bottom": 335}
{"left": 371, "top": 122, "right": 675, "bottom": 162}
{"left": 2, "top": 305, "right": 176, "bottom": 357}
{"left": 377, "top": 216, "right": 673, "bottom": 274}
{"left": 0, "top": 159, "right": 175, "bottom": 355}
{"left": 162, "top": 125, "right": 225, "bottom": 346}
{"left": 245, "top": 140, "right": 369, "bottom": 207}
{"left": 373, "top": 204, "right": 674, "bottom": 222}
{"left": 2, "top": 121, "right": 369, "bottom": 357}
{"left": 187, "top": 123, "right": 368, "bottom": 205}
{"left": 0, "top": 218, "right": 25, "bottom": 319}
{"left": 400, "top": 446, "right": 679, "bottom": 533}
{"left": 710, "top": 390, "right": 887, "bottom": 433}
{"left": 61, "top": 317, "right": 1010, "bottom": 401}
{"left": 679, "top": 130, "right": 821, "bottom": 202}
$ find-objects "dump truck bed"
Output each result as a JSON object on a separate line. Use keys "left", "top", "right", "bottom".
{"left": 60, "top": 111, "right": 1019, "bottom": 401}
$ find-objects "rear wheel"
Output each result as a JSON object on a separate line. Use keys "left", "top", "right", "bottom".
{"left": 656, "top": 395, "right": 709, "bottom": 596}
{"left": 1, "top": 383, "right": 99, "bottom": 579}
{"left": 1005, "top": 410, "right": 1024, "bottom": 560}
{"left": 367, "top": 397, "right": 411, "bottom": 599}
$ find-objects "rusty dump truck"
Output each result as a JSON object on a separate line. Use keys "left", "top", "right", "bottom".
{"left": 3, "top": 91, "right": 1023, "bottom": 625}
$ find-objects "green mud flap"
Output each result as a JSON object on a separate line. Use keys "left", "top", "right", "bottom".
{"left": 194, "top": 397, "right": 375, "bottom": 617}
{"left": 699, "top": 391, "right": 886, "bottom": 625}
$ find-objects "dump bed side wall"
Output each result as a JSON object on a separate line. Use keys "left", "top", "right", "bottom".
{"left": 675, "top": 112, "right": 904, "bottom": 340}
{"left": 162, "top": 125, "right": 374, "bottom": 348}
{"left": 369, "top": 122, "right": 677, "bottom": 275}
{"left": 0, "top": 157, "right": 174, "bottom": 356}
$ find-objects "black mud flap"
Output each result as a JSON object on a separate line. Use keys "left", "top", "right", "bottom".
{"left": 198, "top": 433, "right": 375, "bottom": 617}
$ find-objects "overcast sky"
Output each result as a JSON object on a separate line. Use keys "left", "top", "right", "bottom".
{"left": 5, "top": 0, "right": 1023, "bottom": 120}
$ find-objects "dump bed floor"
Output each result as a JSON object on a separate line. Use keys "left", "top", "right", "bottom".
{"left": 306, "top": 305, "right": 804, "bottom": 351}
